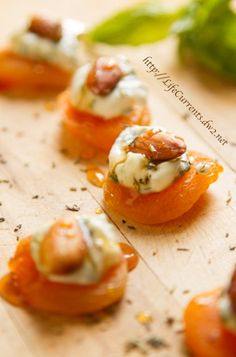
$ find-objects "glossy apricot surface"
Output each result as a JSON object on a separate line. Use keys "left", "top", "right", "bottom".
{"left": 61, "top": 92, "right": 151, "bottom": 153}
{"left": 185, "top": 289, "right": 236, "bottom": 357}
{"left": 0, "top": 50, "right": 71, "bottom": 95}
{"left": 0, "top": 237, "right": 128, "bottom": 315}
{"left": 104, "top": 151, "right": 223, "bottom": 225}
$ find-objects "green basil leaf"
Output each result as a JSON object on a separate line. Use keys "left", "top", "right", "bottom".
{"left": 88, "top": 2, "right": 184, "bottom": 46}
{"left": 173, "top": 0, "right": 236, "bottom": 80}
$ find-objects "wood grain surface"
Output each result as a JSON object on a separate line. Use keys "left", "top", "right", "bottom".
{"left": 0, "top": 1, "right": 235, "bottom": 357}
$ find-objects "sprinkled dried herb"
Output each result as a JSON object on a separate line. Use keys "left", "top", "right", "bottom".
{"left": 127, "top": 225, "right": 136, "bottom": 230}
{"left": 147, "top": 161, "right": 158, "bottom": 171}
{"left": 81, "top": 314, "right": 103, "bottom": 325}
{"left": 0, "top": 179, "right": 9, "bottom": 184}
{"left": 65, "top": 204, "right": 80, "bottom": 212}
{"left": 169, "top": 287, "right": 176, "bottom": 294}
{"left": 125, "top": 336, "right": 170, "bottom": 354}
{"left": 125, "top": 339, "right": 147, "bottom": 354}
{"left": 80, "top": 187, "right": 87, "bottom": 191}
{"left": 166, "top": 316, "right": 175, "bottom": 326}
{"left": 146, "top": 337, "right": 169, "bottom": 349}
{"left": 182, "top": 113, "right": 190, "bottom": 121}
{"left": 126, "top": 298, "right": 132, "bottom": 305}
{"left": 110, "top": 171, "right": 119, "bottom": 183}
{"left": 14, "top": 224, "right": 22, "bottom": 232}
{"left": 226, "top": 191, "right": 232, "bottom": 206}
{"left": 70, "top": 187, "right": 77, "bottom": 192}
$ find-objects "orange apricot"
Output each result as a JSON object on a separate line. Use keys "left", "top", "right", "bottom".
{"left": 104, "top": 151, "right": 223, "bottom": 225}
{"left": 0, "top": 50, "right": 71, "bottom": 95}
{"left": 0, "top": 237, "right": 127, "bottom": 315}
{"left": 184, "top": 289, "right": 236, "bottom": 357}
{"left": 61, "top": 92, "right": 151, "bottom": 153}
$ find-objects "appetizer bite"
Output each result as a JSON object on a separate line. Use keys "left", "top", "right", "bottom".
{"left": 61, "top": 56, "right": 150, "bottom": 153}
{"left": 0, "top": 214, "right": 133, "bottom": 315}
{"left": 104, "top": 126, "right": 222, "bottom": 225}
{"left": 0, "top": 15, "right": 86, "bottom": 95}
{"left": 185, "top": 267, "right": 236, "bottom": 357}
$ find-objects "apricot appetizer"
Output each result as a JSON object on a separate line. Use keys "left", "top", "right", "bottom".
{"left": 185, "top": 267, "right": 236, "bottom": 357}
{"left": 0, "top": 15, "right": 86, "bottom": 95}
{"left": 61, "top": 56, "right": 151, "bottom": 153}
{"left": 0, "top": 215, "right": 133, "bottom": 315}
{"left": 104, "top": 125, "right": 223, "bottom": 224}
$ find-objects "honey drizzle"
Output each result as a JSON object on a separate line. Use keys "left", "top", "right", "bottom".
{"left": 120, "top": 242, "right": 139, "bottom": 271}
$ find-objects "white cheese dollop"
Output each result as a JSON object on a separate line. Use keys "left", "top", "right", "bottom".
{"left": 10, "top": 19, "right": 87, "bottom": 71}
{"left": 70, "top": 56, "right": 148, "bottom": 119}
{"left": 30, "top": 214, "right": 122, "bottom": 285}
{"left": 108, "top": 126, "right": 191, "bottom": 194}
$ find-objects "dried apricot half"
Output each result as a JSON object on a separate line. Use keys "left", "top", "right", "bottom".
{"left": 0, "top": 215, "right": 132, "bottom": 315}
{"left": 61, "top": 91, "right": 151, "bottom": 153}
{"left": 104, "top": 150, "right": 223, "bottom": 225}
{"left": 185, "top": 289, "right": 236, "bottom": 357}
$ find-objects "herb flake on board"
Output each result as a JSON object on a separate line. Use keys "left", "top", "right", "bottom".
{"left": 226, "top": 191, "right": 232, "bottom": 206}
{"left": 80, "top": 187, "right": 87, "bottom": 191}
{"left": 14, "top": 224, "right": 22, "bottom": 232}
{"left": 65, "top": 204, "right": 80, "bottom": 212}
{"left": 70, "top": 187, "right": 77, "bottom": 192}
{"left": 146, "top": 337, "right": 169, "bottom": 349}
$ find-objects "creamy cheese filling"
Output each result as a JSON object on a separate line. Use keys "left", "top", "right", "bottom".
{"left": 219, "top": 292, "right": 236, "bottom": 333}
{"left": 108, "top": 126, "right": 191, "bottom": 194}
{"left": 10, "top": 18, "right": 87, "bottom": 71}
{"left": 30, "top": 214, "right": 122, "bottom": 285}
{"left": 70, "top": 56, "right": 148, "bottom": 119}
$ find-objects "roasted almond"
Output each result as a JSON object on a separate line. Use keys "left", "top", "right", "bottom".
{"left": 28, "top": 16, "right": 62, "bottom": 42}
{"left": 128, "top": 130, "right": 186, "bottom": 161}
{"left": 40, "top": 217, "right": 87, "bottom": 274}
{"left": 87, "top": 57, "right": 123, "bottom": 96}
{"left": 228, "top": 268, "right": 236, "bottom": 314}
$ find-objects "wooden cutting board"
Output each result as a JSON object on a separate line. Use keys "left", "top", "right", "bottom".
{"left": 0, "top": 1, "right": 235, "bottom": 356}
